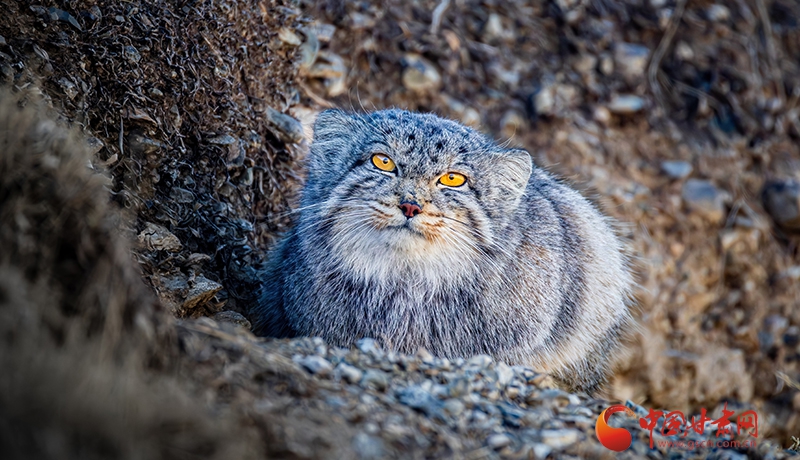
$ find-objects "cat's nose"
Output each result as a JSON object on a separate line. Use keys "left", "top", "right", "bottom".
{"left": 399, "top": 200, "right": 422, "bottom": 218}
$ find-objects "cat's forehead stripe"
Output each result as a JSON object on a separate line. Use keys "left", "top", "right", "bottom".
{"left": 363, "top": 111, "right": 487, "bottom": 165}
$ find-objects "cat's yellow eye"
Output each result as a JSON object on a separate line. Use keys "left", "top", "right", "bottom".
{"left": 439, "top": 172, "right": 467, "bottom": 187}
{"left": 371, "top": 153, "right": 396, "bottom": 172}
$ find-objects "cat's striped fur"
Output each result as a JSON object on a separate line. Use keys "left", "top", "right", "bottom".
{"left": 252, "top": 109, "right": 632, "bottom": 393}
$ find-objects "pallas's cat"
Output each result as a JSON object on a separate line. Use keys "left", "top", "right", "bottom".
{"left": 252, "top": 109, "right": 632, "bottom": 393}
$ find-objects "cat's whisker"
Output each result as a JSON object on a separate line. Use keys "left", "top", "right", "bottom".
{"left": 271, "top": 202, "right": 331, "bottom": 218}
{"left": 439, "top": 223, "right": 525, "bottom": 277}
{"left": 438, "top": 229, "right": 505, "bottom": 276}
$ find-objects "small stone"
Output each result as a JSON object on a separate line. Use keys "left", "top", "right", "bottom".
{"left": 719, "top": 228, "right": 759, "bottom": 253}
{"left": 89, "top": 6, "right": 102, "bottom": 21}
{"left": 682, "top": 179, "right": 728, "bottom": 222}
{"left": 660, "top": 160, "right": 693, "bottom": 179}
{"left": 486, "top": 433, "right": 512, "bottom": 450}
{"left": 123, "top": 45, "right": 141, "bottom": 64}
{"left": 466, "top": 354, "right": 493, "bottom": 369}
{"left": 714, "top": 452, "right": 748, "bottom": 460}
{"left": 360, "top": 369, "right": 389, "bottom": 391}
{"left": 335, "top": 363, "right": 363, "bottom": 383}
{"left": 784, "top": 326, "right": 800, "bottom": 347}
{"left": 564, "top": 7, "right": 584, "bottom": 24}
{"left": 402, "top": 54, "right": 441, "bottom": 93}
{"left": 495, "top": 362, "right": 514, "bottom": 387}
{"left": 296, "top": 355, "right": 333, "bottom": 376}
{"left": 567, "top": 131, "right": 598, "bottom": 157}
{"left": 58, "top": 78, "right": 78, "bottom": 100}
{"left": 442, "top": 94, "right": 466, "bottom": 114}
{"left": 240, "top": 167, "right": 254, "bottom": 186}
{"left": 155, "top": 275, "right": 189, "bottom": 315}
{"left": 362, "top": 422, "right": 379, "bottom": 435}
{"left": 85, "top": 137, "right": 104, "bottom": 156}
{"left": 592, "top": 106, "right": 611, "bottom": 125}
{"left": 169, "top": 186, "right": 195, "bottom": 204}
{"left": 556, "top": 0, "right": 580, "bottom": 8}
{"left": 780, "top": 266, "right": 800, "bottom": 281}
{"left": 356, "top": 338, "right": 383, "bottom": 357}
{"left": 307, "top": 54, "right": 346, "bottom": 80}
{"left": 0, "top": 64, "right": 11, "bottom": 84}
{"left": 614, "top": 42, "right": 650, "bottom": 81}
{"left": 265, "top": 107, "right": 305, "bottom": 144}
{"left": 137, "top": 223, "right": 182, "bottom": 252}
{"left": 489, "top": 63, "right": 520, "bottom": 87}
{"left": 213, "top": 311, "right": 251, "bottom": 329}
{"left": 298, "top": 31, "right": 320, "bottom": 71}
{"left": 278, "top": 27, "right": 303, "bottom": 46}
{"left": 707, "top": 4, "right": 730, "bottom": 22}
{"left": 573, "top": 55, "right": 597, "bottom": 74}
{"left": 308, "top": 22, "right": 336, "bottom": 42}
{"left": 397, "top": 385, "right": 443, "bottom": 416}
{"left": 498, "top": 403, "right": 526, "bottom": 426}
{"left": 762, "top": 179, "right": 800, "bottom": 230}
{"left": 350, "top": 12, "right": 376, "bottom": 30}
{"left": 555, "top": 0, "right": 584, "bottom": 22}
{"left": 505, "top": 385, "right": 522, "bottom": 399}
{"left": 416, "top": 347, "right": 434, "bottom": 363}
{"left": 608, "top": 95, "right": 645, "bottom": 114}
{"left": 183, "top": 276, "right": 223, "bottom": 311}
{"left": 528, "top": 388, "right": 578, "bottom": 406}
{"left": 48, "top": 7, "right": 82, "bottom": 31}
{"left": 483, "top": 14, "right": 504, "bottom": 41}
{"left": 764, "top": 314, "right": 788, "bottom": 335}
{"left": 127, "top": 134, "right": 165, "bottom": 156}
{"left": 442, "top": 398, "right": 465, "bottom": 417}
{"left": 184, "top": 253, "right": 211, "bottom": 270}
{"left": 208, "top": 134, "right": 237, "bottom": 145}
{"left": 500, "top": 110, "right": 525, "bottom": 139}
{"left": 540, "top": 429, "right": 581, "bottom": 449}
{"left": 461, "top": 108, "right": 481, "bottom": 127}
{"left": 306, "top": 52, "right": 347, "bottom": 97}
{"left": 217, "top": 181, "right": 235, "bottom": 197}
{"left": 675, "top": 41, "right": 694, "bottom": 60}
{"left": 535, "top": 83, "right": 579, "bottom": 117}
{"left": 599, "top": 54, "right": 614, "bottom": 76}
{"left": 352, "top": 432, "right": 385, "bottom": 460}
{"left": 531, "top": 443, "right": 553, "bottom": 460}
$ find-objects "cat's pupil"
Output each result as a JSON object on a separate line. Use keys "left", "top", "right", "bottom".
{"left": 449, "top": 174, "right": 454, "bottom": 180}
{"left": 382, "top": 158, "right": 389, "bottom": 164}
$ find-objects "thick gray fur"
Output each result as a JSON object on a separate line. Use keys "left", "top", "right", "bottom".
{"left": 252, "top": 109, "right": 632, "bottom": 394}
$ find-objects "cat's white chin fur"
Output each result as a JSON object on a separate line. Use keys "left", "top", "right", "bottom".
{"left": 326, "top": 216, "right": 481, "bottom": 284}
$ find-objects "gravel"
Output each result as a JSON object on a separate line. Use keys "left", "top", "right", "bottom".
{"left": 681, "top": 179, "right": 729, "bottom": 222}
{"left": 202, "top": 331, "right": 788, "bottom": 459}
{"left": 661, "top": 160, "right": 693, "bottom": 179}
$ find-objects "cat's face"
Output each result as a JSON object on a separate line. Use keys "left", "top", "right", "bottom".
{"left": 300, "top": 110, "right": 532, "bottom": 280}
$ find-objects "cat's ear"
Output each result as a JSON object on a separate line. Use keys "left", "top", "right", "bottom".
{"left": 498, "top": 148, "right": 533, "bottom": 195}
{"left": 312, "top": 109, "right": 357, "bottom": 143}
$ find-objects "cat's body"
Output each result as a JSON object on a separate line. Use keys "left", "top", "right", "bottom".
{"left": 252, "top": 109, "right": 632, "bottom": 393}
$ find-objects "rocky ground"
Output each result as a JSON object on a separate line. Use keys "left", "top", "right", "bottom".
{"left": 1, "top": 0, "right": 799, "bottom": 458}
{"left": 298, "top": 0, "right": 800, "bottom": 445}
